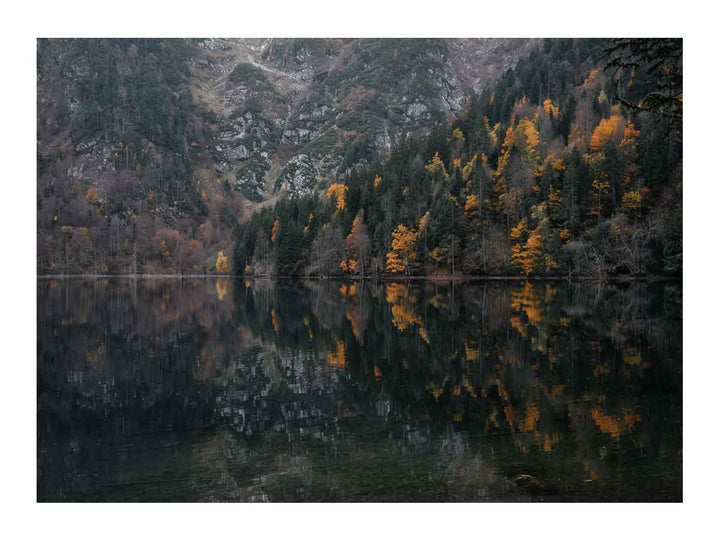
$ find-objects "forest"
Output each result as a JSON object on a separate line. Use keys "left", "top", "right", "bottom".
{"left": 37, "top": 39, "right": 242, "bottom": 275}
{"left": 234, "top": 39, "right": 682, "bottom": 278}
{"left": 36, "top": 39, "right": 681, "bottom": 278}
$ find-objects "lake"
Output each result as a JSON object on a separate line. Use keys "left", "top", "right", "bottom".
{"left": 37, "top": 277, "right": 682, "bottom": 501}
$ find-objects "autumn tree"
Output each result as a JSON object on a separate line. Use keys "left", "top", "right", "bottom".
{"left": 510, "top": 204, "right": 557, "bottom": 275}
{"left": 215, "top": 251, "right": 230, "bottom": 274}
{"left": 589, "top": 115, "right": 625, "bottom": 152}
{"left": 271, "top": 218, "right": 280, "bottom": 243}
{"left": 386, "top": 224, "right": 419, "bottom": 275}
{"left": 226, "top": 39, "right": 681, "bottom": 280}
{"left": 425, "top": 152, "right": 449, "bottom": 181}
{"left": 326, "top": 183, "right": 349, "bottom": 214}
{"left": 621, "top": 190, "right": 643, "bottom": 220}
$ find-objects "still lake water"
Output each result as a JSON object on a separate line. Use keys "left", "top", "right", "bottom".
{"left": 37, "top": 277, "right": 682, "bottom": 502}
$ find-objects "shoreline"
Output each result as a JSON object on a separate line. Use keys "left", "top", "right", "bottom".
{"left": 37, "top": 273, "right": 682, "bottom": 283}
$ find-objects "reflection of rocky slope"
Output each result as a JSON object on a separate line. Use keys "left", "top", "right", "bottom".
{"left": 38, "top": 278, "right": 682, "bottom": 501}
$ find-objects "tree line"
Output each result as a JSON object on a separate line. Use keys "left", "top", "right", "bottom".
{"left": 233, "top": 39, "right": 682, "bottom": 278}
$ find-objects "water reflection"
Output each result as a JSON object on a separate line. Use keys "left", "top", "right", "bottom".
{"left": 37, "top": 277, "right": 682, "bottom": 501}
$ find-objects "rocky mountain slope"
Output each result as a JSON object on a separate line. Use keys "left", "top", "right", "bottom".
{"left": 37, "top": 38, "right": 538, "bottom": 274}
{"left": 189, "top": 38, "right": 538, "bottom": 201}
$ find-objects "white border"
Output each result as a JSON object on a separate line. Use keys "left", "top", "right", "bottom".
{"left": 2, "top": 0, "right": 718, "bottom": 538}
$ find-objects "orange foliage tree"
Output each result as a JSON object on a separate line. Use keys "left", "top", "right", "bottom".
{"left": 385, "top": 224, "right": 419, "bottom": 275}
{"left": 270, "top": 218, "right": 279, "bottom": 243}
{"left": 326, "top": 183, "right": 348, "bottom": 214}
{"left": 589, "top": 115, "right": 625, "bottom": 151}
{"left": 543, "top": 98, "right": 559, "bottom": 117}
{"left": 510, "top": 204, "right": 557, "bottom": 275}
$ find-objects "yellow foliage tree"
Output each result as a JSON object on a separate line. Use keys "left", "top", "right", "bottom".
{"left": 425, "top": 152, "right": 449, "bottom": 179}
{"left": 592, "top": 176, "right": 611, "bottom": 224}
{"left": 511, "top": 228, "right": 544, "bottom": 275}
{"left": 339, "top": 259, "right": 357, "bottom": 273}
{"left": 418, "top": 211, "right": 430, "bottom": 232}
{"left": 510, "top": 217, "right": 528, "bottom": 241}
{"left": 518, "top": 118, "right": 540, "bottom": 154}
{"left": 622, "top": 190, "right": 642, "bottom": 210}
{"left": 547, "top": 189, "right": 564, "bottom": 221}
{"left": 551, "top": 157, "right": 566, "bottom": 171}
{"left": 622, "top": 190, "right": 643, "bottom": 216}
{"left": 385, "top": 224, "right": 419, "bottom": 274}
{"left": 461, "top": 154, "right": 478, "bottom": 181}
{"left": 621, "top": 121, "right": 641, "bottom": 144}
{"left": 451, "top": 127, "right": 466, "bottom": 142}
{"left": 510, "top": 206, "right": 555, "bottom": 275}
{"left": 464, "top": 194, "right": 480, "bottom": 220}
{"left": 270, "top": 218, "right": 279, "bottom": 242}
{"left": 216, "top": 251, "right": 230, "bottom": 273}
{"left": 589, "top": 115, "right": 625, "bottom": 151}
{"left": 543, "top": 98, "right": 559, "bottom": 117}
{"left": 326, "top": 183, "right": 348, "bottom": 214}
{"left": 488, "top": 118, "right": 500, "bottom": 147}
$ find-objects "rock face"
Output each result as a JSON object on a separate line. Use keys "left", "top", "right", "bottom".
{"left": 188, "top": 38, "right": 538, "bottom": 201}
{"left": 36, "top": 38, "right": 540, "bottom": 274}
{"left": 275, "top": 154, "right": 318, "bottom": 196}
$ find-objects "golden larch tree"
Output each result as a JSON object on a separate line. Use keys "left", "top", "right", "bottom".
{"left": 589, "top": 115, "right": 625, "bottom": 151}
{"left": 543, "top": 98, "right": 559, "bottom": 117}
{"left": 216, "top": 251, "right": 230, "bottom": 273}
{"left": 326, "top": 183, "right": 348, "bottom": 214}
{"left": 385, "top": 224, "right": 419, "bottom": 274}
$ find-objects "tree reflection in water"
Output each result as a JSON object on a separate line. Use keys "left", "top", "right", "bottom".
{"left": 37, "top": 277, "right": 682, "bottom": 501}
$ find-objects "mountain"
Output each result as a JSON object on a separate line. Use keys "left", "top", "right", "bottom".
{"left": 36, "top": 38, "right": 682, "bottom": 278}
{"left": 231, "top": 38, "right": 682, "bottom": 279}
{"left": 190, "top": 38, "right": 539, "bottom": 200}
{"left": 37, "top": 38, "right": 537, "bottom": 274}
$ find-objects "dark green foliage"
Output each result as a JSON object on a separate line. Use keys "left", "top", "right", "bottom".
{"left": 36, "top": 38, "right": 680, "bottom": 279}
{"left": 234, "top": 39, "right": 681, "bottom": 278}
{"left": 605, "top": 38, "right": 683, "bottom": 121}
